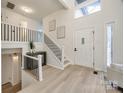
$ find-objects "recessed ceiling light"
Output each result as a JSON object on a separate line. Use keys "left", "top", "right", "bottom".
{"left": 21, "top": 6, "right": 33, "bottom": 13}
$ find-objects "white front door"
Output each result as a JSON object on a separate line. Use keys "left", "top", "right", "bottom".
{"left": 75, "top": 29, "right": 94, "bottom": 68}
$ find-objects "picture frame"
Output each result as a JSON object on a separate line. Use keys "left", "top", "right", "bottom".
{"left": 49, "top": 20, "right": 56, "bottom": 31}
{"left": 57, "top": 26, "right": 65, "bottom": 39}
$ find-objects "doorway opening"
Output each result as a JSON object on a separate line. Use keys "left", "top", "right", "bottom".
{"left": 2, "top": 48, "right": 22, "bottom": 93}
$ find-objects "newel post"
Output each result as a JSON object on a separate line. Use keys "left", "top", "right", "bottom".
{"left": 38, "top": 55, "right": 43, "bottom": 81}
{"left": 61, "top": 46, "right": 64, "bottom": 69}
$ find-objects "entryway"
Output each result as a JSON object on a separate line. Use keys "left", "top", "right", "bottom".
{"left": 74, "top": 28, "right": 94, "bottom": 68}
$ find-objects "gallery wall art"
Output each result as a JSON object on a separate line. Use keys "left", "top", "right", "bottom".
{"left": 49, "top": 20, "right": 56, "bottom": 31}
{"left": 57, "top": 26, "right": 65, "bottom": 39}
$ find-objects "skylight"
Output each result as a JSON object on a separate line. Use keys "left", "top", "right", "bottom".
{"left": 74, "top": 0, "right": 101, "bottom": 19}
{"left": 75, "top": 0, "right": 87, "bottom": 5}
{"left": 86, "top": 1, "right": 101, "bottom": 14}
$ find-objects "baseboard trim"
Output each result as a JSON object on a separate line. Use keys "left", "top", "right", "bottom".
{"left": 47, "top": 63, "right": 64, "bottom": 70}
{"left": 74, "top": 64, "right": 94, "bottom": 70}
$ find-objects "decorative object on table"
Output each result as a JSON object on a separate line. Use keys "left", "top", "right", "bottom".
{"left": 29, "top": 41, "right": 35, "bottom": 53}
{"left": 49, "top": 20, "right": 56, "bottom": 31}
{"left": 57, "top": 26, "right": 65, "bottom": 39}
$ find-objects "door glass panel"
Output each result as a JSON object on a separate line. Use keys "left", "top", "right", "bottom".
{"left": 107, "top": 22, "right": 114, "bottom": 67}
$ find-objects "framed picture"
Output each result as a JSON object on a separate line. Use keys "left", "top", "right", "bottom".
{"left": 49, "top": 20, "right": 56, "bottom": 31}
{"left": 57, "top": 26, "right": 65, "bottom": 39}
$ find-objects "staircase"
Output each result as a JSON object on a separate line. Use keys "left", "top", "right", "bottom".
{"left": 63, "top": 57, "right": 71, "bottom": 68}
{"left": 44, "top": 34, "right": 71, "bottom": 69}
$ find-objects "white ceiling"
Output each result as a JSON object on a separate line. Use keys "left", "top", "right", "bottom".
{"left": 1, "top": 0, "right": 65, "bottom": 22}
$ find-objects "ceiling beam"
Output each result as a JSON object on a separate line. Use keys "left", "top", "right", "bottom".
{"left": 58, "top": 0, "right": 70, "bottom": 9}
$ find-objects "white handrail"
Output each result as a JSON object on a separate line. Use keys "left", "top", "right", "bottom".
{"left": 24, "top": 54, "right": 39, "bottom": 61}
{"left": 1, "top": 22, "right": 41, "bottom": 32}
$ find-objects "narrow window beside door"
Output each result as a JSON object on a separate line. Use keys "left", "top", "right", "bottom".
{"left": 106, "top": 22, "right": 114, "bottom": 67}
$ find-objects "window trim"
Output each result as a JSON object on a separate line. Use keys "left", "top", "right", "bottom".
{"left": 76, "top": 0, "right": 98, "bottom": 8}
{"left": 74, "top": 0, "right": 101, "bottom": 19}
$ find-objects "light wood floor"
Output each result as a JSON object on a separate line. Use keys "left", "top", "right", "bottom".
{"left": 19, "top": 65, "right": 107, "bottom": 93}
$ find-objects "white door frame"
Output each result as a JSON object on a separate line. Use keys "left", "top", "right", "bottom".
{"left": 74, "top": 27, "right": 95, "bottom": 68}
{"left": 104, "top": 21, "right": 115, "bottom": 72}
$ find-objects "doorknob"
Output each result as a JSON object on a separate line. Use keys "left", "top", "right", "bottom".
{"left": 74, "top": 48, "right": 78, "bottom": 51}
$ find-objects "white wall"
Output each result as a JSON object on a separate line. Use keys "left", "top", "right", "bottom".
{"left": 43, "top": 0, "right": 123, "bottom": 71}
{"left": 103, "top": 0, "right": 123, "bottom": 65}
{"left": 1, "top": 8, "right": 42, "bottom": 31}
